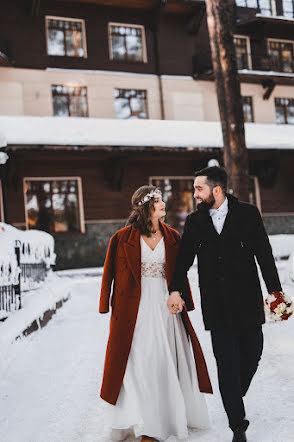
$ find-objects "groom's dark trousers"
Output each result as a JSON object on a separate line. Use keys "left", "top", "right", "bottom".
{"left": 210, "top": 326, "right": 263, "bottom": 431}
{"left": 169, "top": 194, "right": 282, "bottom": 432}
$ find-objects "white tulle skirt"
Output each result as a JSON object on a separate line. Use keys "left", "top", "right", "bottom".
{"left": 105, "top": 275, "right": 210, "bottom": 441}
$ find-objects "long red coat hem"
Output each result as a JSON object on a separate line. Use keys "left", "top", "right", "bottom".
{"left": 99, "top": 223, "right": 213, "bottom": 405}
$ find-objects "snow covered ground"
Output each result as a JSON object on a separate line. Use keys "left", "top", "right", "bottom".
{"left": 0, "top": 248, "right": 294, "bottom": 441}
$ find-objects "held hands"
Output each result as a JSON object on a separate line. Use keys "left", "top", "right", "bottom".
{"left": 167, "top": 291, "right": 185, "bottom": 315}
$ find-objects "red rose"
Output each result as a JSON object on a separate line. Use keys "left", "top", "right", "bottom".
{"left": 271, "top": 302, "right": 278, "bottom": 310}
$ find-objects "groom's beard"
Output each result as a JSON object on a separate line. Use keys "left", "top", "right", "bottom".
{"left": 197, "top": 193, "right": 215, "bottom": 210}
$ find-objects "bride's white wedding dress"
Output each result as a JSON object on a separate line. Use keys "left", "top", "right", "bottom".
{"left": 105, "top": 236, "right": 210, "bottom": 441}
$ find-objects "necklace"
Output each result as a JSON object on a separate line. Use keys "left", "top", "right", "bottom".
{"left": 151, "top": 230, "right": 158, "bottom": 241}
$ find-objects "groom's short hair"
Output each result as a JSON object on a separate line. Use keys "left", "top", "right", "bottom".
{"left": 195, "top": 166, "right": 227, "bottom": 193}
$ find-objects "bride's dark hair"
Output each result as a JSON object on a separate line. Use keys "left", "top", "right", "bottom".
{"left": 127, "top": 185, "right": 163, "bottom": 237}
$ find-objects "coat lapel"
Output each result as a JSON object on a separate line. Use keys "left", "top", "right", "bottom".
{"left": 198, "top": 195, "right": 239, "bottom": 240}
{"left": 160, "top": 222, "right": 178, "bottom": 287}
{"left": 219, "top": 195, "right": 239, "bottom": 239}
{"left": 199, "top": 210, "right": 219, "bottom": 240}
{"left": 123, "top": 226, "right": 141, "bottom": 287}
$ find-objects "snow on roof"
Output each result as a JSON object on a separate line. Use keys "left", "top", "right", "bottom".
{"left": 0, "top": 115, "right": 294, "bottom": 150}
{"left": 255, "top": 13, "right": 294, "bottom": 23}
{"left": 0, "top": 127, "right": 7, "bottom": 148}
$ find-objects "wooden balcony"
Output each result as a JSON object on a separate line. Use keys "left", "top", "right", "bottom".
{"left": 56, "top": 0, "right": 205, "bottom": 13}
{"left": 193, "top": 53, "right": 294, "bottom": 86}
{"left": 235, "top": 4, "right": 294, "bottom": 32}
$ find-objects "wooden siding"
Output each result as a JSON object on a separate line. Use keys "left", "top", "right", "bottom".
{"left": 3, "top": 148, "right": 294, "bottom": 227}
{"left": 0, "top": 0, "right": 202, "bottom": 76}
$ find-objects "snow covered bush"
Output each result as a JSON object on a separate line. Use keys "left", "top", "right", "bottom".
{"left": 0, "top": 222, "right": 56, "bottom": 293}
{"left": 289, "top": 250, "right": 294, "bottom": 283}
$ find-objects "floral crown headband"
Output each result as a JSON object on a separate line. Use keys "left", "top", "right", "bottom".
{"left": 137, "top": 189, "right": 162, "bottom": 206}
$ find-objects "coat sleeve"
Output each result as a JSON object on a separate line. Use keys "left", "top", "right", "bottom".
{"left": 252, "top": 206, "right": 282, "bottom": 293}
{"left": 169, "top": 214, "right": 197, "bottom": 294}
{"left": 99, "top": 233, "right": 118, "bottom": 313}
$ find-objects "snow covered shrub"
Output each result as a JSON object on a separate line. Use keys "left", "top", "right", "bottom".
{"left": 0, "top": 222, "right": 56, "bottom": 292}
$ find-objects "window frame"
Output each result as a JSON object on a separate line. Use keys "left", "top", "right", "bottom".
{"left": 282, "top": 0, "right": 294, "bottom": 17}
{"left": 235, "top": 0, "right": 276, "bottom": 15}
{"left": 234, "top": 34, "right": 252, "bottom": 70}
{"left": 149, "top": 176, "right": 196, "bottom": 231}
{"left": 274, "top": 97, "right": 294, "bottom": 124}
{"left": 114, "top": 88, "right": 149, "bottom": 119}
{"left": 51, "top": 84, "right": 89, "bottom": 117}
{"left": 45, "top": 15, "right": 88, "bottom": 58}
{"left": 108, "top": 22, "right": 148, "bottom": 64}
{"left": 242, "top": 95, "right": 254, "bottom": 122}
{"left": 267, "top": 38, "right": 294, "bottom": 73}
{"left": 23, "top": 176, "right": 86, "bottom": 234}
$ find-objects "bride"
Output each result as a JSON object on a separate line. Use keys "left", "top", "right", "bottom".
{"left": 99, "top": 185, "right": 212, "bottom": 441}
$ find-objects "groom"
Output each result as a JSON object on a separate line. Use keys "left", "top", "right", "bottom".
{"left": 168, "top": 166, "right": 283, "bottom": 442}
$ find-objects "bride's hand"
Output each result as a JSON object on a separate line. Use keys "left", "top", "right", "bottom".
{"left": 167, "top": 291, "right": 185, "bottom": 315}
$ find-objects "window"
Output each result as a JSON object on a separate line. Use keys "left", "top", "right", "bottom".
{"left": 258, "top": 0, "right": 273, "bottom": 15}
{"left": 46, "top": 16, "right": 87, "bottom": 57}
{"left": 235, "top": 0, "right": 273, "bottom": 15}
{"left": 114, "top": 89, "right": 148, "bottom": 119}
{"left": 236, "top": 0, "right": 258, "bottom": 7}
{"left": 268, "top": 40, "right": 294, "bottom": 73}
{"left": 275, "top": 98, "right": 294, "bottom": 124}
{"left": 234, "top": 36, "right": 251, "bottom": 70}
{"left": 282, "top": 0, "right": 294, "bottom": 17}
{"left": 150, "top": 177, "right": 195, "bottom": 234}
{"left": 242, "top": 96, "right": 254, "bottom": 122}
{"left": 109, "top": 23, "right": 147, "bottom": 63}
{"left": 51, "top": 85, "right": 88, "bottom": 117}
{"left": 24, "top": 178, "right": 85, "bottom": 233}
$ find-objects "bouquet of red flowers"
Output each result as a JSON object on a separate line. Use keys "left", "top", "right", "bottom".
{"left": 265, "top": 291, "right": 294, "bottom": 321}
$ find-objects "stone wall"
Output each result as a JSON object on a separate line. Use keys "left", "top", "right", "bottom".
{"left": 264, "top": 214, "right": 294, "bottom": 235}
{"left": 53, "top": 221, "right": 125, "bottom": 270}
{"left": 52, "top": 215, "right": 294, "bottom": 270}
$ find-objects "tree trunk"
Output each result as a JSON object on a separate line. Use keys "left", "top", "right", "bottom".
{"left": 205, "top": 0, "right": 249, "bottom": 201}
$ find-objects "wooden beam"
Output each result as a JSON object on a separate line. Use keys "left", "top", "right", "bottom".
{"left": 56, "top": 0, "right": 160, "bottom": 10}
{"left": 56, "top": 0, "right": 202, "bottom": 13}
{"left": 262, "top": 78, "right": 276, "bottom": 100}
{"left": 30, "top": 0, "right": 41, "bottom": 16}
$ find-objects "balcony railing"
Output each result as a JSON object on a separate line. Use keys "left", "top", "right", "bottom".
{"left": 236, "top": 53, "right": 294, "bottom": 74}
{"left": 193, "top": 52, "right": 294, "bottom": 77}
{"left": 236, "top": 1, "right": 294, "bottom": 20}
{"left": 0, "top": 224, "right": 56, "bottom": 320}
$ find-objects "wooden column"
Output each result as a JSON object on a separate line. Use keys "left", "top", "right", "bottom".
{"left": 205, "top": 0, "right": 249, "bottom": 201}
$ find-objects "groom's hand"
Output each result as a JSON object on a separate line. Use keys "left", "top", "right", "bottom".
{"left": 167, "top": 291, "right": 185, "bottom": 315}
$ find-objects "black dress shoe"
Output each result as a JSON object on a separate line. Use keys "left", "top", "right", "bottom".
{"left": 232, "top": 429, "right": 247, "bottom": 442}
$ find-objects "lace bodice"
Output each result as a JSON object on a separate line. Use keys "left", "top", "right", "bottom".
{"left": 141, "top": 236, "right": 166, "bottom": 278}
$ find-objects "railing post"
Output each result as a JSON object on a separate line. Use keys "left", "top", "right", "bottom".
{"left": 14, "top": 240, "right": 22, "bottom": 310}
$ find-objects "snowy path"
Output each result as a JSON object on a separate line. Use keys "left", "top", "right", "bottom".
{"left": 0, "top": 265, "right": 294, "bottom": 442}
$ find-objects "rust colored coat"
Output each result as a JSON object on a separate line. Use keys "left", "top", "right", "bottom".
{"left": 99, "top": 222, "right": 213, "bottom": 405}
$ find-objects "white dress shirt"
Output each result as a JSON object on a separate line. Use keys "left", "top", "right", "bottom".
{"left": 209, "top": 197, "right": 229, "bottom": 235}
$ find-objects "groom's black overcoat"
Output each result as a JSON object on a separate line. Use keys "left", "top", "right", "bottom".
{"left": 169, "top": 194, "right": 282, "bottom": 330}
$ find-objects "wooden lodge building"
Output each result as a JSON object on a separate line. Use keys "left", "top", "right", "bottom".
{"left": 0, "top": 0, "right": 294, "bottom": 269}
